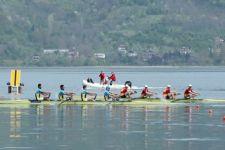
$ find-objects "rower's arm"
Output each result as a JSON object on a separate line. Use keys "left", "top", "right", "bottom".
{"left": 149, "top": 91, "right": 155, "bottom": 94}
{"left": 193, "top": 90, "right": 199, "bottom": 94}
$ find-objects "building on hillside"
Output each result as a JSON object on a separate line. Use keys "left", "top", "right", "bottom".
{"left": 32, "top": 55, "right": 40, "bottom": 62}
{"left": 43, "top": 49, "right": 58, "bottom": 54}
{"left": 68, "top": 51, "right": 80, "bottom": 59}
{"left": 179, "top": 47, "right": 191, "bottom": 55}
{"left": 94, "top": 53, "right": 106, "bottom": 59}
{"left": 142, "top": 50, "right": 162, "bottom": 64}
{"left": 58, "top": 49, "right": 69, "bottom": 54}
{"left": 43, "top": 49, "right": 70, "bottom": 55}
{"left": 214, "top": 37, "right": 225, "bottom": 54}
{"left": 127, "top": 51, "right": 137, "bottom": 57}
{"left": 118, "top": 45, "right": 128, "bottom": 55}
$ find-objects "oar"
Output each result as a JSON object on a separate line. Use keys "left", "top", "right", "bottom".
{"left": 134, "top": 87, "right": 164, "bottom": 90}
{"left": 58, "top": 99, "right": 69, "bottom": 105}
{"left": 58, "top": 92, "right": 76, "bottom": 106}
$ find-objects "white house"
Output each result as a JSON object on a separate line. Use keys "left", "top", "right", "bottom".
{"left": 43, "top": 49, "right": 58, "bottom": 54}
{"left": 127, "top": 51, "right": 137, "bottom": 57}
{"left": 58, "top": 49, "right": 69, "bottom": 54}
{"left": 179, "top": 47, "right": 191, "bottom": 55}
{"left": 118, "top": 45, "right": 127, "bottom": 55}
{"left": 94, "top": 53, "right": 106, "bottom": 59}
{"left": 32, "top": 55, "right": 40, "bottom": 62}
{"left": 68, "top": 51, "right": 80, "bottom": 58}
{"left": 43, "top": 49, "right": 70, "bottom": 55}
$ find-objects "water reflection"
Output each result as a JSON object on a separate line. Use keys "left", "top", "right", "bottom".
{"left": 2, "top": 104, "right": 225, "bottom": 149}
{"left": 10, "top": 108, "right": 21, "bottom": 138}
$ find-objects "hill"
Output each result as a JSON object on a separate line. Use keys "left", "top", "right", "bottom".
{"left": 1, "top": 0, "right": 225, "bottom": 66}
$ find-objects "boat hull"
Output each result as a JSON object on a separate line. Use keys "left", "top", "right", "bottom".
{"left": 0, "top": 98, "right": 225, "bottom": 106}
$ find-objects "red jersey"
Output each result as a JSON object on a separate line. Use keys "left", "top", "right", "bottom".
{"left": 141, "top": 88, "right": 149, "bottom": 95}
{"left": 109, "top": 73, "right": 116, "bottom": 81}
{"left": 120, "top": 87, "right": 128, "bottom": 95}
{"left": 184, "top": 88, "right": 193, "bottom": 95}
{"left": 163, "top": 88, "right": 171, "bottom": 95}
{"left": 99, "top": 73, "right": 106, "bottom": 80}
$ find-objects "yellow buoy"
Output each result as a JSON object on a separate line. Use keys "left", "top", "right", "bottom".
{"left": 10, "top": 69, "right": 21, "bottom": 87}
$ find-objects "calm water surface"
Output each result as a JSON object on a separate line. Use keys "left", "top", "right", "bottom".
{"left": 0, "top": 67, "right": 225, "bottom": 150}
{"left": 0, "top": 66, "right": 224, "bottom": 99}
{"left": 0, "top": 104, "right": 225, "bottom": 150}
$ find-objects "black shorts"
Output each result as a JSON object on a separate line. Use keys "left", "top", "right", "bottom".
{"left": 184, "top": 95, "right": 191, "bottom": 99}
{"left": 165, "top": 95, "right": 171, "bottom": 99}
{"left": 120, "top": 95, "right": 126, "bottom": 98}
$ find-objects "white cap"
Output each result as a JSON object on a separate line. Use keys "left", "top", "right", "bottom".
{"left": 145, "top": 85, "right": 148, "bottom": 88}
{"left": 167, "top": 85, "right": 171, "bottom": 88}
{"left": 188, "top": 84, "right": 192, "bottom": 87}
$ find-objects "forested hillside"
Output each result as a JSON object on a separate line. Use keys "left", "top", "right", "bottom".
{"left": 1, "top": 0, "right": 225, "bottom": 66}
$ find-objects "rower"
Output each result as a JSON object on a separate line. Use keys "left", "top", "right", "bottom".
{"left": 184, "top": 84, "right": 199, "bottom": 99}
{"left": 162, "top": 85, "right": 177, "bottom": 100}
{"left": 58, "top": 85, "right": 75, "bottom": 101}
{"left": 141, "top": 85, "right": 155, "bottom": 98}
{"left": 120, "top": 84, "right": 135, "bottom": 99}
{"left": 35, "top": 83, "right": 51, "bottom": 101}
{"left": 99, "top": 71, "right": 106, "bottom": 85}
{"left": 104, "top": 86, "right": 118, "bottom": 101}
{"left": 108, "top": 72, "right": 116, "bottom": 85}
{"left": 81, "top": 85, "right": 97, "bottom": 101}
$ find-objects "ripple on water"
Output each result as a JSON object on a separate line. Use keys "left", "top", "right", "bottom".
{"left": 0, "top": 147, "right": 33, "bottom": 149}
{"left": 119, "top": 130, "right": 145, "bottom": 133}
{"left": 166, "top": 138, "right": 221, "bottom": 141}
{"left": 211, "top": 104, "right": 225, "bottom": 107}
{"left": 164, "top": 123, "right": 225, "bottom": 127}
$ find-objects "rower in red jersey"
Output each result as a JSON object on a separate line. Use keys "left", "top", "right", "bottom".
{"left": 120, "top": 84, "right": 135, "bottom": 99}
{"left": 163, "top": 85, "right": 177, "bottom": 100}
{"left": 120, "top": 85, "right": 129, "bottom": 98}
{"left": 141, "top": 85, "right": 155, "bottom": 98}
{"left": 184, "top": 84, "right": 199, "bottom": 99}
{"left": 108, "top": 72, "right": 116, "bottom": 85}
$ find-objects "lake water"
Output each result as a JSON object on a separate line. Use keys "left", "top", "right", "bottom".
{"left": 0, "top": 104, "right": 225, "bottom": 150}
{"left": 0, "top": 66, "right": 224, "bottom": 99}
{"left": 0, "top": 66, "right": 225, "bottom": 150}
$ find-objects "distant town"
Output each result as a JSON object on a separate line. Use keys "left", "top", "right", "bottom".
{"left": 31, "top": 36, "right": 225, "bottom": 66}
{"left": 32, "top": 45, "right": 190, "bottom": 65}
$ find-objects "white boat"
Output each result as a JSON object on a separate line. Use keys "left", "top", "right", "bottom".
{"left": 82, "top": 80, "right": 141, "bottom": 90}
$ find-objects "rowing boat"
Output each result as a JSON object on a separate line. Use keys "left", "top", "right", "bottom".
{"left": 0, "top": 98, "right": 225, "bottom": 106}
{"left": 83, "top": 80, "right": 141, "bottom": 89}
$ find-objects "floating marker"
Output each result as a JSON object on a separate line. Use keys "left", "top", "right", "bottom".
{"left": 10, "top": 69, "right": 21, "bottom": 87}
{"left": 8, "top": 69, "right": 23, "bottom": 94}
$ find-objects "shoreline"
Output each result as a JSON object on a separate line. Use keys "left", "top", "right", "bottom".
{"left": 0, "top": 65, "right": 224, "bottom": 68}
{"left": 0, "top": 66, "right": 224, "bottom": 73}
